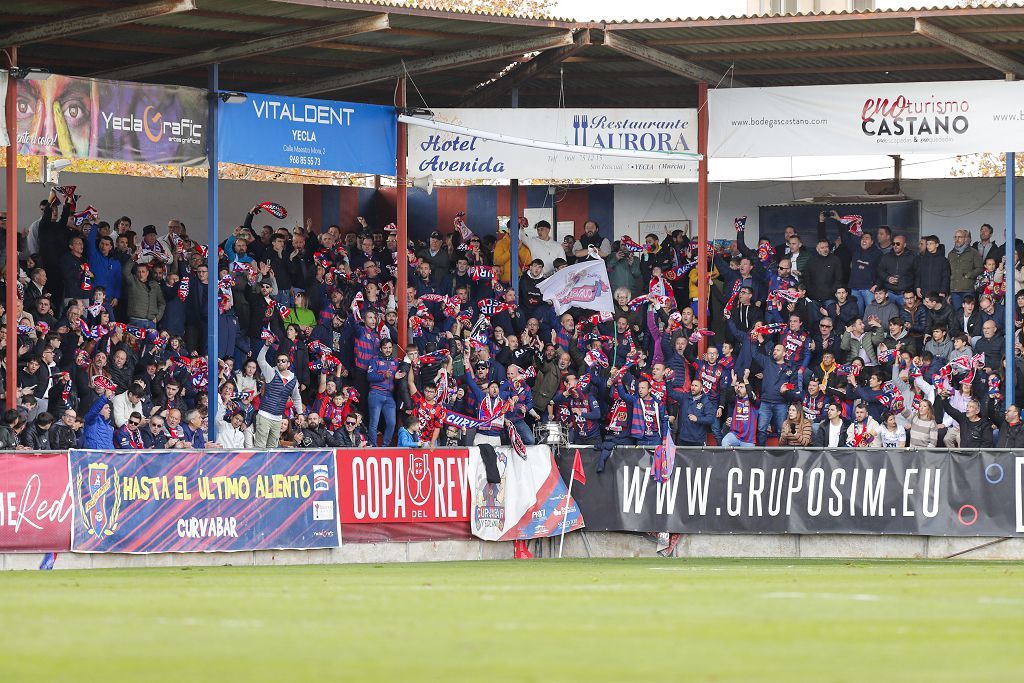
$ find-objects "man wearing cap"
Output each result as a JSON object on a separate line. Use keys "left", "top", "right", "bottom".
{"left": 519, "top": 220, "right": 563, "bottom": 276}
{"left": 417, "top": 231, "right": 452, "bottom": 285}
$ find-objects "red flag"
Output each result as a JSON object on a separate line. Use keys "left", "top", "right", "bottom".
{"left": 571, "top": 449, "right": 586, "bottom": 485}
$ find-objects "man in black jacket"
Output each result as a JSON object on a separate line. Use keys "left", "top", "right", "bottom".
{"left": 996, "top": 404, "right": 1024, "bottom": 448}
{"left": 915, "top": 235, "right": 951, "bottom": 299}
{"left": 812, "top": 401, "right": 851, "bottom": 447}
{"left": 935, "top": 392, "right": 995, "bottom": 448}
{"left": 20, "top": 412, "right": 56, "bottom": 450}
{"left": 876, "top": 236, "right": 917, "bottom": 305}
{"left": 49, "top": 409, "right": 79, "bottom": 449}
{"left": 803, "top": 240, "right": 842, "bottom": 315}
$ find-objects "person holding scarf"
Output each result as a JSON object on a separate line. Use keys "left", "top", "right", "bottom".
{"left": 114, "top": 411, "right": 145, "bottom": 450}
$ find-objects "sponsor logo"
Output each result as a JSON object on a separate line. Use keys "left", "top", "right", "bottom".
{"left": 407, "top": 452, "right": 432, "bottom": 507}
{"left": 101, "top": 108, "right": 203, "bottom": 145}
{"left": 313, "top": 500, "right": 335, "bottom": 522}
{"left": 859, "top": 94, "right": 969, "bottom": 138}
{"left": 555, "top": 269, "right": 609, "bottom": 305}
{"left": 77, "top": 462, "right": 121, "bottom": 537}
{"left": 312, "top": 464, "right": 330, "bottom": 492}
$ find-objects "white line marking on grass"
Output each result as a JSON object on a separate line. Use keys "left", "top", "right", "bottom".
{"left": 978, "top": 596, "right": 1024, "bottom": 605}
{"left": 761, "top": 592, "right": 881, "bottom": 601}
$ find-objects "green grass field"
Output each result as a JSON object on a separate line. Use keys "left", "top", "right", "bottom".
{"left": 1, "top": 559, "right": 1022, "bottom": 682}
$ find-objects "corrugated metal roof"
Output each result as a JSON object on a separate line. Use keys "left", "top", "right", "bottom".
{"left": 5, "top": 0, "right": 1024, "bottom": 108}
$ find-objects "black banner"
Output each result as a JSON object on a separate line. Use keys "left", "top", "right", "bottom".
{"left": 557, "top": 448, "right": 1024, "bottom": 536}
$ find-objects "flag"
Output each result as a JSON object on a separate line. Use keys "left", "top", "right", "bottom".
{"left": 652, "top": 432, "right": 675, "bottom": 484}
{"left": 39, "top": 553, "right": 57, "bottom": 570}
{"left": 257, "top": 201, "right": 287, "bottom": 219}
{"left": 734, "top": 215, "right": 747, "bottom": 232}
{"left": 537, "top": 259, "right": 613, "bottom": 315}
{"left": 620, "top": 235, "right": 647, "bottom": 253}
{"left": 571, "top": 449, "right": 586, "bottom": 485}
{"left": 507, "top": 423, "right": 527, "bottom": 459}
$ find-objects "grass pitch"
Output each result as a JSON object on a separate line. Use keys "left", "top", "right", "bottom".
{"left": 1, "top": 558, "right": 1022, "bottom": 682}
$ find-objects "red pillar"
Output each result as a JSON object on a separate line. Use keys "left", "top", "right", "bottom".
{"left": 696, "top": 82, "right": 709, "bottom": 354}
{"left": 5, "top": 48, "right": 18, "bottom": 409}
{"left": 396, "top": 78, "right": 409, "bottom": 353}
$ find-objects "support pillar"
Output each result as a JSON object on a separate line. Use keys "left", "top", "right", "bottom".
{"left": 1006, "top": 151, "right": 1016, "bottom": 410}
{"left": 696, "top": 82, "right": 709, "bottom": 353}
{"left": 5, "top": 48, "right": 18, "bottom": 410}
{"left": 396, "top": 78, "right": 409, "bottom": 352}
{"left": 206, "top": 64, "right": 220, "bottom": 441}
{"left": 509, "top": 87, "right": 520, "bottom": 294}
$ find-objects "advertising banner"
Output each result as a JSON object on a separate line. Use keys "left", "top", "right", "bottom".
{"left": 468, "top": 445, "right": 583, "bottom": 541}
{"left": 0, "top": 452, "right": 73, "bottom": 552}
{"left": 559, "top": 448, "right": 1024, "bottom": 536}
{"left": 218, "top": 92, "right": 396, "bottom": 174}
{"left": 337, "top": 448, "right": 470, "bottom": 524}
{"left": 70, "top": 450, "right": 339, "bottom": 553}
{"left": 408, "top": 108, "right": 698, "bottom": 180}
{"left": 15, "top": 74, "right": 207, "bottom": 165}
{"left": 708, "top": 79, "right": 1024, "bottom": 158}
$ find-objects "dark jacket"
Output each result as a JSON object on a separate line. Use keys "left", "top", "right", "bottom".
{"left": 936, "top": 394, "right": 995, "bottom": 449}
{"left": 813, "top": 418, "right": 852, "bottom": 447}
{"left": 20, "top": 424, "right": 54, "bottom": 450}
{"left": 49, "top": 423, "right": 79, "bottom": 450}
{"left": 916, "top": 251, "right": 951, "bottom": 296}
{"left": 996, "top": 417, "right": 1024, "bottom": 449}
{"left": 803, "top": 252, "right": 843, "bottom": 302}
{"left": 877, "top": 250, "right": 917, "bottom": 294}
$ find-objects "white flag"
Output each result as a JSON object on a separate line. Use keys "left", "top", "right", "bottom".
{"left": 536, "top": 259, "right": 613, "bottom": 315}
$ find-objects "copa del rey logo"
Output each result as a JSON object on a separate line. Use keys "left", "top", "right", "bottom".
{"left": 555, "top": 267, "right": 610, "bottom": 305}
{"left": 859, "top": 93, "right": 970, "bottom": 138}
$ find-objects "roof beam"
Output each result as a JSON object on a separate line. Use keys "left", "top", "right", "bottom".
{"left": 276, "top": 30, "right": 577, "bottom": 97}
{"left": 95, "top": 13, "right": 390, "bottom": 80}
{"left": 602, "top": 30, "right": 745, "bottom": 86}
{"left": 914, "top": 18, "right": 1024, "bottom": 77}
{"left": 0, "top": 0, "right": 196, "bottom": 48}
{"left": 459, "top": 29, "right": 590, "bottom": 106}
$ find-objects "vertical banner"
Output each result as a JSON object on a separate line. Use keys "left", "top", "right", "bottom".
{"left": 217, "top": 93, "right": 396, "bottom": 174}
{"left": 0, "top": 452, "right": 73, "bottom": 552}
{"left": 70, "top": 450, "right": 339, "bottom": 553}
{"left": 16, "top": 75, "right": 207, "bottom": 165}
{"left": 467, "top": 445, "right": 584, "bottom": 541}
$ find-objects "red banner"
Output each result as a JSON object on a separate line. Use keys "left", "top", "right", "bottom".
{"left": 337, "top": 449, "right": 470, "bottom": 524}
{"left": 0, "top": 452, "right": 73, "bottom": 552}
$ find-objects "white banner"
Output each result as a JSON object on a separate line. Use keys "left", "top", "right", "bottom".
{"left": 468, "top": 446, "right": 583, "bottom": 541}
{"left": 708, "top": 80, "right": 1024, "bottom": 158}
{"left": 0, "top": 72, "right": 7, "bottom": 147}
{"left": 408, "top": 108, "right": 698, "bottom": 180}
{"left": 537, "top": 258, "right": 614, "bottom": 315}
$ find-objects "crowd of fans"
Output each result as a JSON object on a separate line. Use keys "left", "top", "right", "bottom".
{"left": 1, "top": 189, "right": 1022, "bottom": 455}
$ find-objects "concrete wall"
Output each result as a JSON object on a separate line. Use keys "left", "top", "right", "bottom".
{"left": 2, "top": 170, "right": 1018, "bottom": 249}
{"left": 4, "top": 533, "right": 1021, "bottom": 570}
{"left": 610, "top": 177, "right": 1024, "bottom": 247}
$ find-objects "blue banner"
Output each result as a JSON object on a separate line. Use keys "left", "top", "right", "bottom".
{"left": 217, "top": 93, "right": 395, "bottom": 174}
{"left": 70, "top": 450, "right": 340, "bottom": 553}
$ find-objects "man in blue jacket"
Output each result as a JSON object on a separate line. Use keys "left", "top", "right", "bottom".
{"left": 85, "top": 231, "right": 122, "bottom": 307}
{"left": 740, "top": 332, "right": 803, "bottom": 446}
{"left": 676, "top": 377, "right": 715, "bottom": 446}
